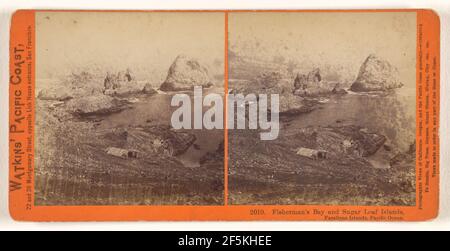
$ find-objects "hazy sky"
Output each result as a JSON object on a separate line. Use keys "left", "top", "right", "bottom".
{"left": 36, "top": 12, "right": 225, "bottom": 83}
{"left": 36, "top": 11, "right": 416, "bottom": 87}
{"left": 229, "top": 12, "right": 416, "bottom": 86}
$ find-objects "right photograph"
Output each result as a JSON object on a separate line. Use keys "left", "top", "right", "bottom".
{"left": 228, "top": 12, "right": 417, "bottom": 206}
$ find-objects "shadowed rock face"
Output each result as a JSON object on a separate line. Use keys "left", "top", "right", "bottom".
{"left": 351, "top": 54, "right": 403, "bottom": 92}
{"left": 160, "top": 55, "right": 213, "bottom": 91}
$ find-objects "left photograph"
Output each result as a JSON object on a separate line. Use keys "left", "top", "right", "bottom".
{"left": 34, "top": 12, "right": 225, "bottom": 205}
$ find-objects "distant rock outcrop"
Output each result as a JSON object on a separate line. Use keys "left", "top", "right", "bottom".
{"left": 160, "top": 55, "right": 213, "bottom": 91}
{"left": 293, "top": 68, "right": 346, "bottom": 97}
{"left": 350, "top": 54, "right": 403, "bottom": 92}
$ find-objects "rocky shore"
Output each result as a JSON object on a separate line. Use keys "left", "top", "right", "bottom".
{"left": 228, "top": 53, "right": 415, "bottom": 206}
{"left": 229, "top": 125, "right": 415, "bottom": 205}
{"left": 35, "top": 52, "right": 414, "bottom": 206}
{"left": 35, "top": 56, "right": 224, "bottom": 205}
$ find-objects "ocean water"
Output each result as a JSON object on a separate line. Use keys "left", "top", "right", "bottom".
{"left": 286, "top": 87, "right": 416, "bottom": 153}
{"left": 85, "top": 84, "right": 414, "bottom": 168}
{"left": 98, "top": 88, "right": 225, "bottom": 167}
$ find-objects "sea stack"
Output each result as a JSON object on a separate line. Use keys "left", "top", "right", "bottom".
{"left": 159, "top": 55, "right": 213, "bottom": 91}
{"left": 350, "top": 54, "right": 403, "bottom": 92}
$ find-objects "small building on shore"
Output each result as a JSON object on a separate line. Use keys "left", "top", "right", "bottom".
{"left": 296, "top": 147, "right": 328, "bottom": 160}
{"left": 106, "top": 147, "right": 139, "bottom": 159}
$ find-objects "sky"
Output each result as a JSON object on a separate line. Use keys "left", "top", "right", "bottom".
{"left": 229, "top": 12, "right": 417, "bottom": 86}
{"left": 36, "top": 12, "right": 225, "bottom": 83}
{"left": 36, "top": 11, "right": 416, "bottom": 87}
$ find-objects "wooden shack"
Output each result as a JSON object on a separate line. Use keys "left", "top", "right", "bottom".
{"left": 106, "top": 147, "right": 139, "bottom": 159}
{"left": 296, "top": 147, "right": 328, "bottom": 160}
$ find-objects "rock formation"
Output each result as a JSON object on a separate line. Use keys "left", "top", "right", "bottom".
{"left": 331, "top": 83, "right": 348, "bottom": 95}
{"left": 234, "top": 71, "right": 312, "bottom": 114}
{"left": 104, "top": 85, "right": 144, "bottom": 97}
{"left": 103, "top": 69, "right": 147, "bottom": 97}
{"left": 66, "top": 95, "right": 129, "bottom": 116}
{"left": 160, "top": 55, "right": 213, "bottom": 91}
{"left": 293, "top": 68, "right": 346, "bottom": 97}
{"left": 142, "top": 83, "right": 158, "bottom": 95}
{"left": 350, "top": 54, "right": 403, "bottom": 92}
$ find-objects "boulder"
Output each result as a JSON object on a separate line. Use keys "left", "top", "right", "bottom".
{"left": 350, "top": 54, "right": 403, "bottom": 92}
{"left": 160, "top": 55, "right": 213, "bottom": 91}
{"left": 66, "top": 95, "right": 129, "bottom": 116}
{"left": 37, "top": 87, "right": 73, "bottom": 101}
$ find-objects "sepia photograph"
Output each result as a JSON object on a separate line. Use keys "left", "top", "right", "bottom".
{"left": 0, "top": 0, "right": 447, "bottom": 232}
{"left": 228, "top": 12, "right": 417, "bottom": 206}
{"left": 34, "top": 12, "right": 225, "bottom": 205}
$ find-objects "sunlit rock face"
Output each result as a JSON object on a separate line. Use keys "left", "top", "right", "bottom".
{"left": 160, "top": 55, "right": 213, "bottom": 91}
{"left": 350, "top": 54, "right": 403, "bottom": 92}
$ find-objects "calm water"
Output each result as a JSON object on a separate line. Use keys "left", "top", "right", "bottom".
{"left": 98, "top": 88, "right": 224, "bottom": 167}
{"left": 286, "top": 87, "right": 416, "bottom": 151}
{"left": 96, "top": 86, "right": 414, "bottom": 168}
